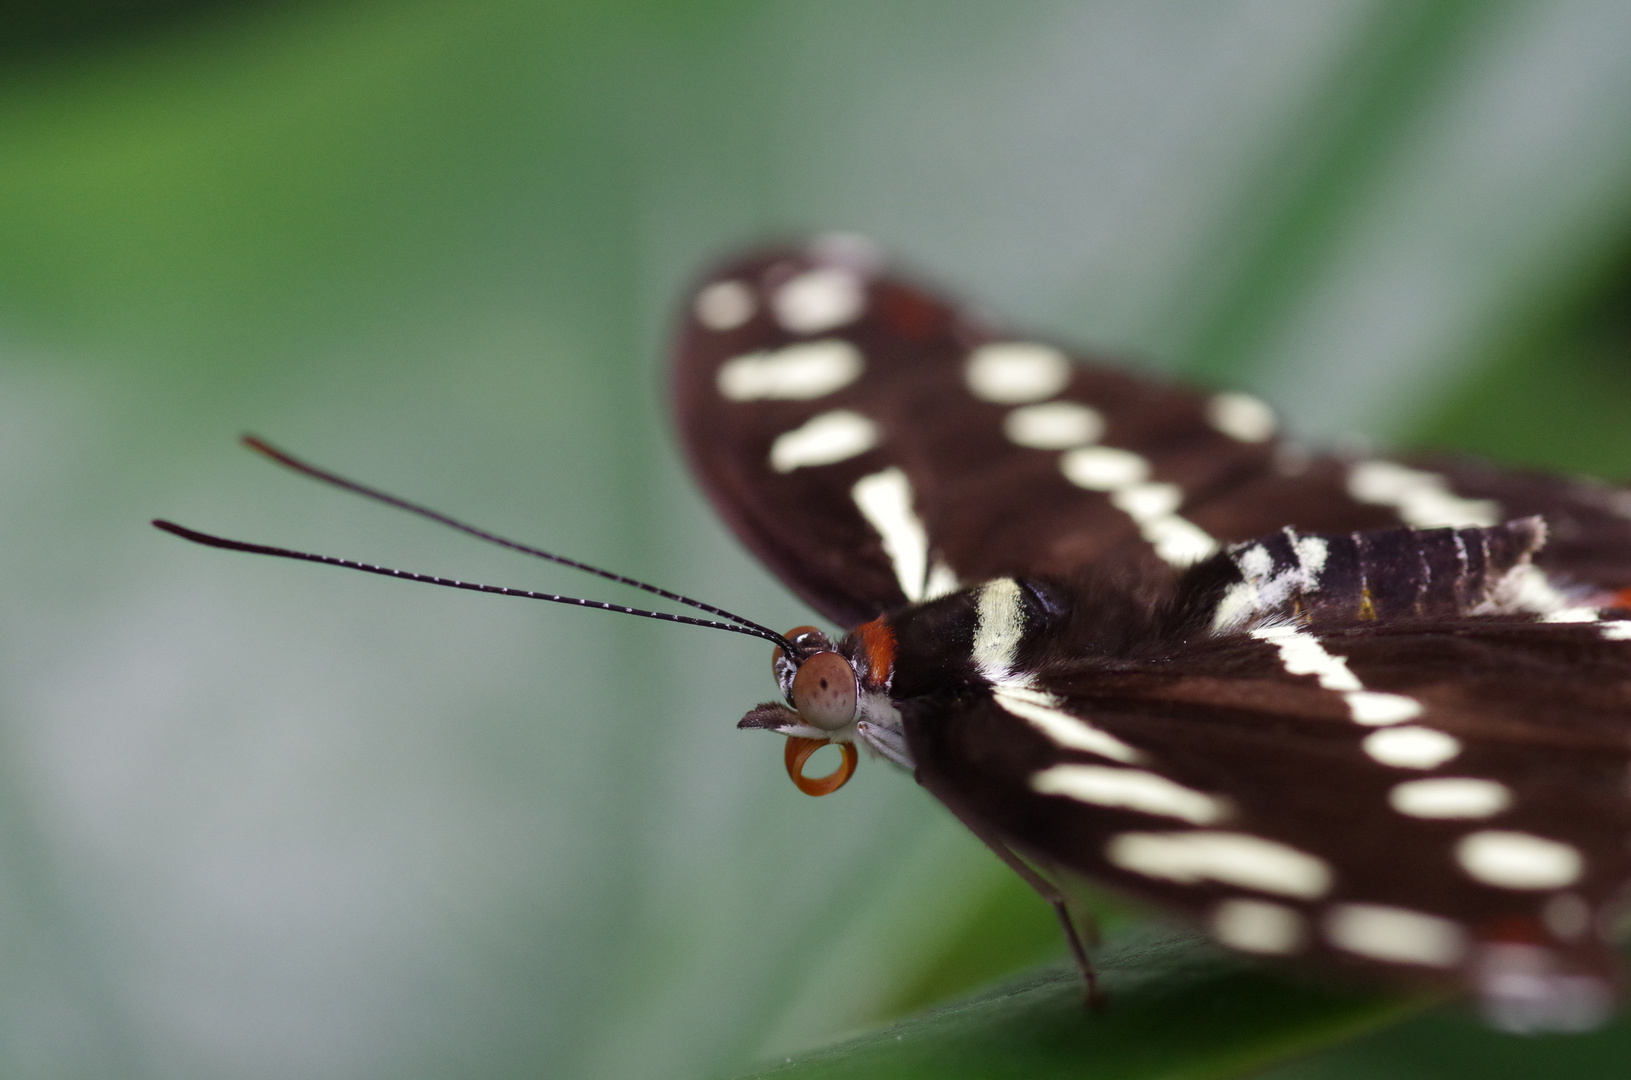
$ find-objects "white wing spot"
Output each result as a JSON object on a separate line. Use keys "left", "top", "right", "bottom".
{"left": 1325, "top": 904, "right": 1466, "bottom": 967}
{"left": 851, "top": 468, "right": 930, "bottom": 601}
{"left": 1105, "top": 830, "right": 1332, "bottom": 899}
{"left": 1347, "top": 460, "right": 1500, "bottom": 528}
{"left": 769, "top": 410, "right": 878, "bottom": 473}
{"left": 1363, "top": 726, "right": 1461, "bottom": 769}
{"left": 1111, "top": 482, "right": 1183, "bottom": 520}
{"left": 965, "top": 343, "right": 1071, "bottom": 403}
{"left": 1033, "top": 764, "right": 1229, "bottom": 824}
{"left": 1251, "top": 625, "right": 1363, "bottom": 692}
{"left": 694, "top": 280, "right": 756, "bottom": 330}
{"left": 717, "top": 340, "right": 862, "bottom": 401}
{"left": 771, "top": 267, "right": 865, "bottom": 334}
{"left": 1390, "top": 777, "right": 1511, "bottom": 819}
{"left": 1003, "top": 401, "right": 1104, "bottom": 449}
{"left": 1060, "top": 448, "right": 1217, "bottom": 566}
{"left": 1210, "top": 898, "right": 1305, "bottom": 955}
{"left": 1060, "top": 446, "right": 1149, "bottom": 490}
{"left": 1543, "top": 607, "right": 1602, "bottom": 624}
{"left": 924, "top": 560, "right": 960, "bottom": 600}
{"left": 993, "top": 684, "right": 1143, "bottom": 764}
{"left": 1599, "top": 621, "right": 1631, "bottom": 641}
{"left": 1206, "top": 392, "right": 1277, "bottom": 443}
{"left": 1252, "top": 626, "right": 1427, "bottom": 726}
{"left": 1345, "top": 691, "right": 1423, "bottom": 726}
{"left": 1457, "top": 831, "right": 1584, "bottom": 890}
{"left": 972, "top": 578, "right": 1026, "bottom": 682}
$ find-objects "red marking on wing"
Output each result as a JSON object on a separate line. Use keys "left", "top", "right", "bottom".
{"left": 1478, "top": 915, "right": 1551, "bottom": 946}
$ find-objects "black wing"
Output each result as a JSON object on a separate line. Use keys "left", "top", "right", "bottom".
{"left": 672, "top": 238, "right": 1280, "bottom": 626}
{"left": 672, "top": 239, "right": 1631, "bottom": 629}
{"left": 900, "top": 528, "right": 1631, "bottom": 1031}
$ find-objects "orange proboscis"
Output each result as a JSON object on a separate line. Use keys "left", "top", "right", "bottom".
{"left": 784, "top": 736, "right": 859, "bottom": 796}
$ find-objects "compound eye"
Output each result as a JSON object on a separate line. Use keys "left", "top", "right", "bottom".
{"left": 790, "top": 651, "right": 858, "bottom": 731}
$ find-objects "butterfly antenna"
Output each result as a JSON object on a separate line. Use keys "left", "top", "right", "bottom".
{"left": 232, "top": 435, "right": 790, "bottom": 643}
{"left": 152, "top": 519, "right": 794, "bottom": 650}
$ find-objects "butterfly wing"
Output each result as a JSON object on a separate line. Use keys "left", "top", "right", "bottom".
{"left": 903, "top": 616, "right": 1631, "bottom": 1030}
{"left": 675, "top": 240, "right": 1631, "bottom": 630}
{"left": 672, "top": 239, "right": 1283, "bottom": 627}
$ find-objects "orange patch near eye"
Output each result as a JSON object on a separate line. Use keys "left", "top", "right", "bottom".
{"left": 854, "top": 617, "right": 897, "bottom": 687}
{"left": 784, "top": 736, "right": 859, "bottom": 796}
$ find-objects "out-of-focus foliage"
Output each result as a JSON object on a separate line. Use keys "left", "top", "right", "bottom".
{"left": 3, "top": 3, "right": 1631, "bottom": 1079}
{"left": 737, "top": 928, "right": 1428, "bottom": 1080}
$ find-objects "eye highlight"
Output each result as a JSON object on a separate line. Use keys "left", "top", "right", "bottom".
{"left": 791, "top": 651, "right": 858, "bottom": 730}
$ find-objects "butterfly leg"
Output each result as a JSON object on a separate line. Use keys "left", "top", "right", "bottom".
{"left": 936, "top": 800, "right": 1103, "bottom": 1009}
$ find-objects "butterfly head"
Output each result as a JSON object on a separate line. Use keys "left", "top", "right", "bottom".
{"left": 738, "top": 618, "right": 909, "bottom": 796}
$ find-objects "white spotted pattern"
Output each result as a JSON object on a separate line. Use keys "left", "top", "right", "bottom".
{"left": 1457, "top": 831, "right": 1584, "bottom": 890}
{"left": 1543, "top": 606, "right": 1602, "bottom": 624}
{"left": 1600, "top": 620, "right": 1631, "bottom": 641}
{"left": 1003, "top": 401, "right": 1104, "bottom": 449}
{"left": 1060, "top": 445, "right": 1148, "bottom": 489}
{"left": 694, "top": 280, "right": 756, "bottom": 330}
{"left": 1345, "top": 691, "right": 1424, "bottom": 726}
{"left": 1251, "top": 624, "right": 1361, "bottom": 692}
{"left": 1032, "top": 764, "right": 1229, "bottom": 824}
{"left": 717, "top": 340, "right": 862, "bottom": 401}
{"left": 993, "top": 684, "right": 1143, "bottom": 765}
{"left": 768, "top": 410, "right": 878, "bottom": 473}
{"left": 1389, "top": 777, "right": 1511, "bottom": 819}
{"left": 1205, "top": 391, "right": 1277, "bottom": 443}
{"left": 924, "top": 561, "right": 960, "bottom": 601}
{"left": 771, "top": 267, "right": 865, "bottom": 334}
{"left": 1363, "top": 726, "right": 1462, "bottom": 769}
{"left": 964, "top": 343, "right": 1072, "bottom": 404}
{"left": 1210, "top": 898, "right": 1306, "bottom": 955}
{"left": 851, "top": 468, "right": 933, "bottom": 602}
{"left": 1251, "top": 625, "right": 1424, "bottom": 727}
{"left": 1325, "top": 903, "right": 1467, "bottom": 967}
{"left": 1347, "top": 460, "right": 1500, "bottom": 528}
{"left": 1105, "top": 830, "right": 1332, "bottom": 899}
{"left": 1059, "top": 447, "right": 1218, "bottom": 566}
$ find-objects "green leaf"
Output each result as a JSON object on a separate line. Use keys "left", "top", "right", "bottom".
{"left": 733, "top": 928, "right": 1429, "bottom": 1080}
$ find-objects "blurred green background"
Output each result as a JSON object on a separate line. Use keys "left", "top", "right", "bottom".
{"left": 5, "top": 2, "right": 1631, "bottom": 1078}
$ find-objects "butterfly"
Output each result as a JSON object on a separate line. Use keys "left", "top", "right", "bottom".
{"left": 669, "top": 235, "right": 1631, "bottom": 1034}
{"left": 156, "top": 236, "right": 1631, "bottom": 1037}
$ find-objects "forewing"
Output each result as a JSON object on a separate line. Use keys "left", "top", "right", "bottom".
{"left": 671, "top": 239, "right": 1283, "bottom": 627}
{"left": 904, "top": 619, "right": 1631, "bottom": 1026}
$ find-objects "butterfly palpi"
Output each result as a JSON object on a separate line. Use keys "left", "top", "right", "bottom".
{"left": 157, "top": 237, "right": 1631, "bottom": 1035}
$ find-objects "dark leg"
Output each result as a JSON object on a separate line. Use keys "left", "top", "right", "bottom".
{"left": 939, "top": 803, "right": 1103, "bottom": 1009}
